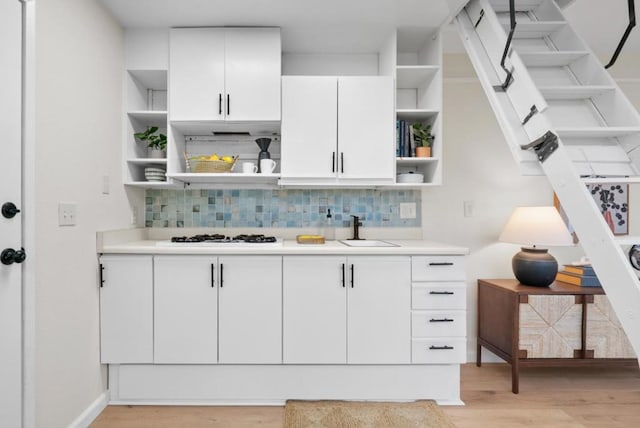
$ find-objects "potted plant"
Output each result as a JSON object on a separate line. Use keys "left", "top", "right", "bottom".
{"left": 411, "top": 123, "right": 434, "bottom": 157}
{"left": 134, "top": 126, "right": 167, "bottom": 158}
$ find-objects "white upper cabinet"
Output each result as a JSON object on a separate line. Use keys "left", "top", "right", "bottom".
{"left": 169, "top": 28, "right": 225, "bottom": 122}
{"left": 169, "top": 27, "right": 281, "bottom": 124}
{"left": 224, "top": 28, "right": 281, "bottom": 122}
{"left": 280, "top": 76, "right": 394, "bottom": 184}
{"left": 338, "top": 77, "right": 395, "bottom": 181}
{"left": 280, "top": 77, "right": 338, "bottom": 180}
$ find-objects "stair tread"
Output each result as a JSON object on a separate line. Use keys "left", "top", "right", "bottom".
{"left": 582, "top": 176, "right": 640, "bottom": 185}
{"left": 489, "top": 0, "right": 545, "bottom": 12}
{"left": 538, "top": 85, "right": 617, "bottom": 100}
{"left": 519, "top": 51, "right": 590, "bottom": 67}
{"left": 508, "top": 21, "right": 568, "bottom": 38}
{"left": 613, "top": 235, "right": 640, "bottom": 245}
{"left": 556, "top": 127, "right": 640, "bottom": 138}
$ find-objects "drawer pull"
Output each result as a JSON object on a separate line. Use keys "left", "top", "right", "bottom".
{"left": 429, "top": 345, "right": 454, "bottom": 350}
{"left": 429, "top": 318, "right": 454, "bottom": 323}
{"left": 429, "top": 262, "right": 454, "bottom": 266}
{"left": 429, "top": 291, "right": 454, "bottom": 295}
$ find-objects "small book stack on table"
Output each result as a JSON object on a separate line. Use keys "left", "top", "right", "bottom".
{"left": 556, "top": 264, "right": 601, "bottom": 287}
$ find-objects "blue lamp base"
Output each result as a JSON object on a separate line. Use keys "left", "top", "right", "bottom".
{"left": 512, "top": 247, "right": 558, "bottom": 287}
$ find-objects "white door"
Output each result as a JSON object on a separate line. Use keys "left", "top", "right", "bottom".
{"left": 0, "top": 0, "right": 24, "bottom": 425}
{"left": 338, "top": 77, "right": 395, "bottom": 182}
{"left": 218, "top": 256, "right": 282, "bottom": 363}
{"left": 169, "top": 28, "right": 225, "bottom": 121}
{"left": 280, "top": 76, "right": 338, "bottom": 180}
{"left": 99, "top": 255, "right": 153, "bottom": 363}
{"left": 283, "top": 256, "right": 347, "bottom": 363}
{"left": 347, "top": 256, "right": 411, "bottom": 364}
{"left": 154, "top": 256, "right": 218, "bottom": 363}
{"left": 224, "top": 28, "right": 281, "bottom": 121}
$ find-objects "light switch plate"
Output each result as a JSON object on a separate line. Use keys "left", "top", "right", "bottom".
{"left": 58, "top": 203, "right": 77, "bottom": 226}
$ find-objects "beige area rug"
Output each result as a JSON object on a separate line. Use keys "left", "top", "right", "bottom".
{"left": 284, "top": 400, "right": 456, "bottom": 428}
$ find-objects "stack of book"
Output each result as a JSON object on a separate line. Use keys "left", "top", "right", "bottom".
{"left": 396, "top": 120, "right": 419, "bottom": 157}
{"left": 556, "top": 264, "right": 601, "bottom": 287}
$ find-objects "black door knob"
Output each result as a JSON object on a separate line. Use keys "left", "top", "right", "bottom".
{"left": 1, "top": 248, "right": 26, "bottom": 265}
{"left": 2, "top": 202, "right": 21, "bottom": 219}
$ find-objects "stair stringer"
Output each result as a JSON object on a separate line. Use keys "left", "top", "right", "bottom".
{"left": 456, "top": 0, "right": 640, "bottom": 359}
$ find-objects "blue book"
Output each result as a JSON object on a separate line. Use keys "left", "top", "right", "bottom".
{"left": 563, "top": 264, "right": 595, "bottom": 276}
{"left": 556, "top": 271, "right": 601, "bottom": 287}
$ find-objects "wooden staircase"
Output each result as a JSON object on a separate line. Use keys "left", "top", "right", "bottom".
{"left": 456, "top": 0, "right": 640, "bottom": 358}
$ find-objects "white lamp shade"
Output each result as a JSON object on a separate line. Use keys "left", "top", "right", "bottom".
{"left": 499, "top": 206, "right": 574, "bottom": 247}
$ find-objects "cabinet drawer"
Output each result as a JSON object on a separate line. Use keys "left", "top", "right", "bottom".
{"left": 412, "top": 282, "right": 466, "bottom": 310}
{"left": 412, "top": 338, "right": 466, "bottom": 364}
{"left": 412, "top": 256, "right": 465, "bottom": 281}
{"left": 412, "top": 311, "right": 466, "bottom": 338}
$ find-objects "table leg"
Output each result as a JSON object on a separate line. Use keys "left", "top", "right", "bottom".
{"left": 477, "top": 342, "right": 482, "bottom": 367}
{"left": 511, "top": 358, "right": 519, "bottom": 394}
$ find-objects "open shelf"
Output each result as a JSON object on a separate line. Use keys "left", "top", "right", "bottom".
{"left": 168, "top": 172, "right": 281, "bottom": 185}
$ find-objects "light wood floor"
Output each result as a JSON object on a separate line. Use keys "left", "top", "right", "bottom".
{"left": 91, "top": 363, "right": 640, "bottom": 427}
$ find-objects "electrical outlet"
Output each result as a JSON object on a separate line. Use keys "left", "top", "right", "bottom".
{"left": 400, "top": 202, "right": 417, "bottom": 219}
{"left": 58, "top": 203, "right": 77, "bottom": 226}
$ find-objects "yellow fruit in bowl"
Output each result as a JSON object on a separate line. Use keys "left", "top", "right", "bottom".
{"left": 222, "top": 156, "right": 234, "bottom": 163}
{"left": 208, "top": 154, "right": 219, "bottom": 161}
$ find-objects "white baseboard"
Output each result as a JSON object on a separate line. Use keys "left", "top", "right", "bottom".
{"left": 68, "top": 391, "right": 109, "bottom": 428}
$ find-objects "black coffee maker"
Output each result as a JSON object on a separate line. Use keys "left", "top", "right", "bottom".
{"left": 255, "top": 138, "right": 272, "bottom": 173}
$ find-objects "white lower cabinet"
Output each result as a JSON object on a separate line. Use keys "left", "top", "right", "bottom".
{"left": 347, "top": 256, "right": 411, "bottom": 364}
{"left": 154, "top": 255, "right": 218, "bottom": 363}
{"left": 99, "top": 255, "right": 153, "bottom": 363}
{"left": 218, "top": 256, "right": 282, "bottom": 363}
{"left": 100, "top": 251, "right": 467, "bottom": 403}
{"left": 283, "top": 256, "right": 411, "bottom": 364}
{"left": 411, "top": 255, "right": 467, "bottom": 364}
{"left": 283, "top": 256, "right": 347, "bottom": 363}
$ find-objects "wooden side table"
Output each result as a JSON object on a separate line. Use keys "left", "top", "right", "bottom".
{"left": 477, "top": 279, "right": 637, "bottom": 393}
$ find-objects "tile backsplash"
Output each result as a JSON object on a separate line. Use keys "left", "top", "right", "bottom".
{"left": 145, "top": 189, "right": 421, "bottom": 228}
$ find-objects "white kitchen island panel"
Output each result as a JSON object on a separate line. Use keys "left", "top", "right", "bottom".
{"left": 109, "top": 364, "right": 463, "bottom": 405}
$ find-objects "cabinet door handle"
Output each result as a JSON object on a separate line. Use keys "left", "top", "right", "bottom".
{"left": 429, "top": 345, "right": 454, "bottom": 350}
{"left": 350, "top": 264, "right": 354, "bottom": 288}
{"left": 340, "top": 152, "right": 344, "bottom": 173}
{"left": 99, "top": 263, "right": 105, "bottom": 288}
{"left": 332, "top": 152, "right": 336, "bottom": 173}
{"left": 429, "top": 318, "right": 454, "bottom": 323}
{"left": 211, "top": 263, "right": 215, "bottom": 287}
{"left": 429, "top": 291, "right": 454, "bottom": 295}
{"left": 220, "top": 263, "right": 224, "bottom": 287}
{"left": 341, "top": 263, "right": 345, "bottom": 287}
{"left": 429, "top": 262, "right": 454, "bottom": 266}
{"left": 218, "top": 93, "right": 222, "bottom": 115}
{"left": 227, "top": 94, "right": 230, "bottom": 116}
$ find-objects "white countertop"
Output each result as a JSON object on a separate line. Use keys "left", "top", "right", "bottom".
{"left": 99, "top": 238, "right": 468, "bottom": 255}
{"left": 96, "top": 228, "right": 469, "bottom": 255}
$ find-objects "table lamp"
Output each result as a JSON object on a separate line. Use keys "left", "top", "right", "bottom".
{"left": 499, "top": 206, "right": 574, "bottom": 287}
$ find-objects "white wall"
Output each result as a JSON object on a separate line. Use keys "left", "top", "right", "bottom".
{"left": 429, "top": 50, "right": 640, "bottom": 361}
{"left": 34, "top": 0, "right": 128, "bottom": 426}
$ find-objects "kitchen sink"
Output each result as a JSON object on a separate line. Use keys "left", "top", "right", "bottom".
{"left": 339, "top": 240, "right": 398, "bottom": 247}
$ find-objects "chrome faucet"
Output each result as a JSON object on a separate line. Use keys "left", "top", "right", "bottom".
{"left": 350, "top": 215, "right": 362, "bottom": 240}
